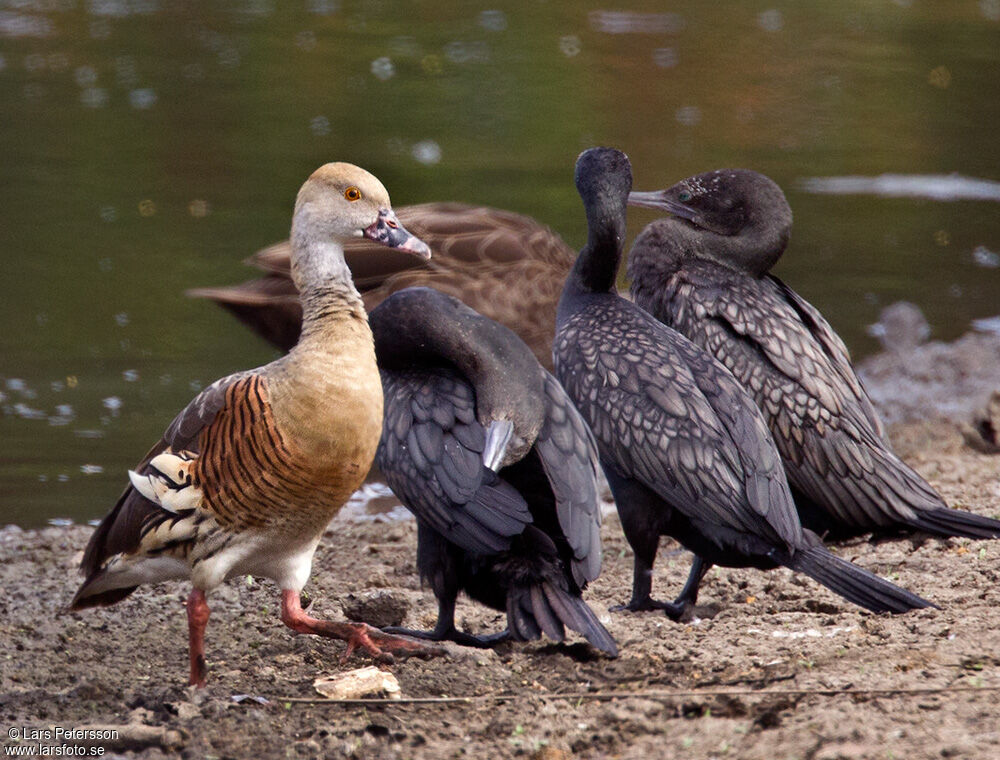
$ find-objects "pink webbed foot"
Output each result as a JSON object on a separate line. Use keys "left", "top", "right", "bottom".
{"left": 280, "top": 590, "right": 446, "bottom": 662}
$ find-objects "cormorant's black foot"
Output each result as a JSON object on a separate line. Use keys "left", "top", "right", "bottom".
{"left": 381, "top": 625, "right": 511, "bottom": 649}
{"left": 610, "top": 597, "right": 691, "bottom": 620}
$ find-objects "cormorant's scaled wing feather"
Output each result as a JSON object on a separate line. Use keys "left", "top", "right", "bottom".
{"left": 670, "top": 271, "right": 885, "bottom": 448}
{"left": 676, "top": 337, "right": 801, "bottom": 546}
{"left": 556, "top": 301, "right": 800, "bottom": 549}
{"left": 769, "top": 275, "right": 886, "bottom": 438}
{"left": 666, "top": 270, "right": 942, "bottom": 529}
{"left": 377, "top": 369, "right": 532, "bottom": 555}
{"left": 78, "top": 370, "right": 254, "bottom": 579}
{"left": 533, "top": 372, "right": 604, "bottom": 587}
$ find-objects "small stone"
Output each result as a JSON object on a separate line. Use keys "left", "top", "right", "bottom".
{"left": 174, "top": 702, "right": 201, "bottom": 721}
{"left": 314, "top": 666, "right": 401, "bottom": 700}
{"left": 340, "top": 590, "right": 410, "bottom": 627}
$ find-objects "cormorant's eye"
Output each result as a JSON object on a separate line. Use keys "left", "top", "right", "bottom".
{"left": 344, "top": 186, "right": 362, "bottom": 201}
{"left": 677, "top": 191, "right": 693, "bottom": 202}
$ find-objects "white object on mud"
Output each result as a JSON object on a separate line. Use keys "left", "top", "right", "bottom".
{"left": 313, "top": 666, "right": 401, "bottom": 700}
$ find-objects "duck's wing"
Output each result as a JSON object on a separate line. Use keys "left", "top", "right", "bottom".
{"left": 189, "top": 203, "right": 574, "bottom": 366}
{"left": 245, "top": 240, "right": 292, "bottom": 275}
{"left": 363, "top": 257, "right": 566, "bottom": 370}
{"left": 388, "top": 202, "right": 575, "bottom": 269}
{"left": 186, "top": 276, "right": 302, "bottom": 352}
{"left": 72, "top": 370, "right": 255, "bottom": 608}
{"left": 246, "top": 203, "right": 575, "bottom": 278}
{"left": 377, "top": 368, "right": 533, "bottom": 556}
{"left": 532, "top": 372, "right": 604, "bottom": 588}
{"left": 554, "top": 299, "right": 801, "bottom": 550}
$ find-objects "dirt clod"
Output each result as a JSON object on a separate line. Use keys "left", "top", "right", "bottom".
{"left": 340, "top": 589, "right": 411, "bottom": 627}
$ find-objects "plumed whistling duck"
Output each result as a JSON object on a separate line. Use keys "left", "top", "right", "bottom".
{"left": 71, "top": 163, "right": 443, "bottom": 686}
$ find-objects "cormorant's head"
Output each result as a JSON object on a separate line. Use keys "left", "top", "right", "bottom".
{"left": 575, "top": 148, "right": 633, "bottom": 229}
{"left": 628, "top": 169, "right": 792, "bottom": 276}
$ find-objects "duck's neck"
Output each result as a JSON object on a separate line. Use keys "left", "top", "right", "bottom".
{"left": 290, "top": 226, "right": 367, "bottom": 345}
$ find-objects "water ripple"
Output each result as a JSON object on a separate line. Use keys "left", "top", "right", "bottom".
{"left": 589, "top": 10, "right": 685, "bottom": 34}
{"left": 798, "top": 174, "right": 1000, "bottom": 202}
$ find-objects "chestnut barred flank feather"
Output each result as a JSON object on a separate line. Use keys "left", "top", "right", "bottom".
{"left": 192, "top": 375, "right": 369, "bottom": 533}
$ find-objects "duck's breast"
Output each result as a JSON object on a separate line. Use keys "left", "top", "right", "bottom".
{"left": 194, "top": 324, "right": 383, "bottom": 536}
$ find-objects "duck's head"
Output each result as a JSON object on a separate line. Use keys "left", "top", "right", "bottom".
{"left": 628, "top": 169, "right": 791, "bottom": 276}
{"left": 290, "top": 162, "right": 431, "bottom": 289}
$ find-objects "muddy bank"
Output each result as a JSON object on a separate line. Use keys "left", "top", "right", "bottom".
{"left": 857, "top": 317, "right": 1000, "bottom": 428}
{"left": 2, "top": 414, "right": 999, "bottom": 759}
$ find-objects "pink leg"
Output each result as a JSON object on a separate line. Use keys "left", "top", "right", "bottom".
{"left": 279, "top": 590, "right": 445, "bottom": 662}
{"left": 187, "top": 588, "right": 211, "bottom": 687}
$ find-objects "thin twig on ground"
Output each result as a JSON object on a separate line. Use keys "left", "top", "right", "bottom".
{"left": 275, "top": 684, "right": 998, "bottom": 706}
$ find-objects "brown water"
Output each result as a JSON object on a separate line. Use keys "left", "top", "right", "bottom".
{"left": 2, "top": 1, "right": 999, "bottom": 526}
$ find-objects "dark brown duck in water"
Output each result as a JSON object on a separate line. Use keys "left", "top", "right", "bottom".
{"left": 188, "top": 202, "right": 576, "bottom": 370}
{"left": 370, "top": 287, "right": 616, "bottom": 655}
{"left": 70, "top": 163, "right": 444, "bottom": 687}
{"left": 554, "top": 148, "right": 933, "bottom": 619}
{"left": 627, "top": 168, "right": 1000, "bottom": 542}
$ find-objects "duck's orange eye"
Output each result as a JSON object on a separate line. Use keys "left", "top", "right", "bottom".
{"left": 344, "top": 186, "right": 362, "bottom": 201}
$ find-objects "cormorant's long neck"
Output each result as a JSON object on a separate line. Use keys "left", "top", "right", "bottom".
{"left": 374, "top": 304, "right": 516, "bottom": 388}
{"left": 566, "top": 206, "right": 626, "bottom": 296}
{"left": 733, "top": 217, "right": 790, "bottom": 277}
{"left": 371, "top": 292, "right": 545, "bottom": 438}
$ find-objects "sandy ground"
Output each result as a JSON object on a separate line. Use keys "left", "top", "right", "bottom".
{"left": 0, "top": 415, "right": 998, "bottom": 760}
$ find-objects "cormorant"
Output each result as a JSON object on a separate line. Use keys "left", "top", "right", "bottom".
{"left": 627, "top": 169, "right": 1000, "bottom": 541}
{"left": 554, "top": 148, "right": 934, "bottom": 618}
{"left": 370, "top": 287, "right": 617, "bottom": 655}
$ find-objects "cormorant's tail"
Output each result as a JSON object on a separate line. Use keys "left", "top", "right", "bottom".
{"left": 506, "top": 581, "right": 618, "bottom": 656}
{"left": 782, "top": 544, "right": 937, "bottom": 614}
{"left": 906, "top": 507, "right": 1000, "bottom": 541}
